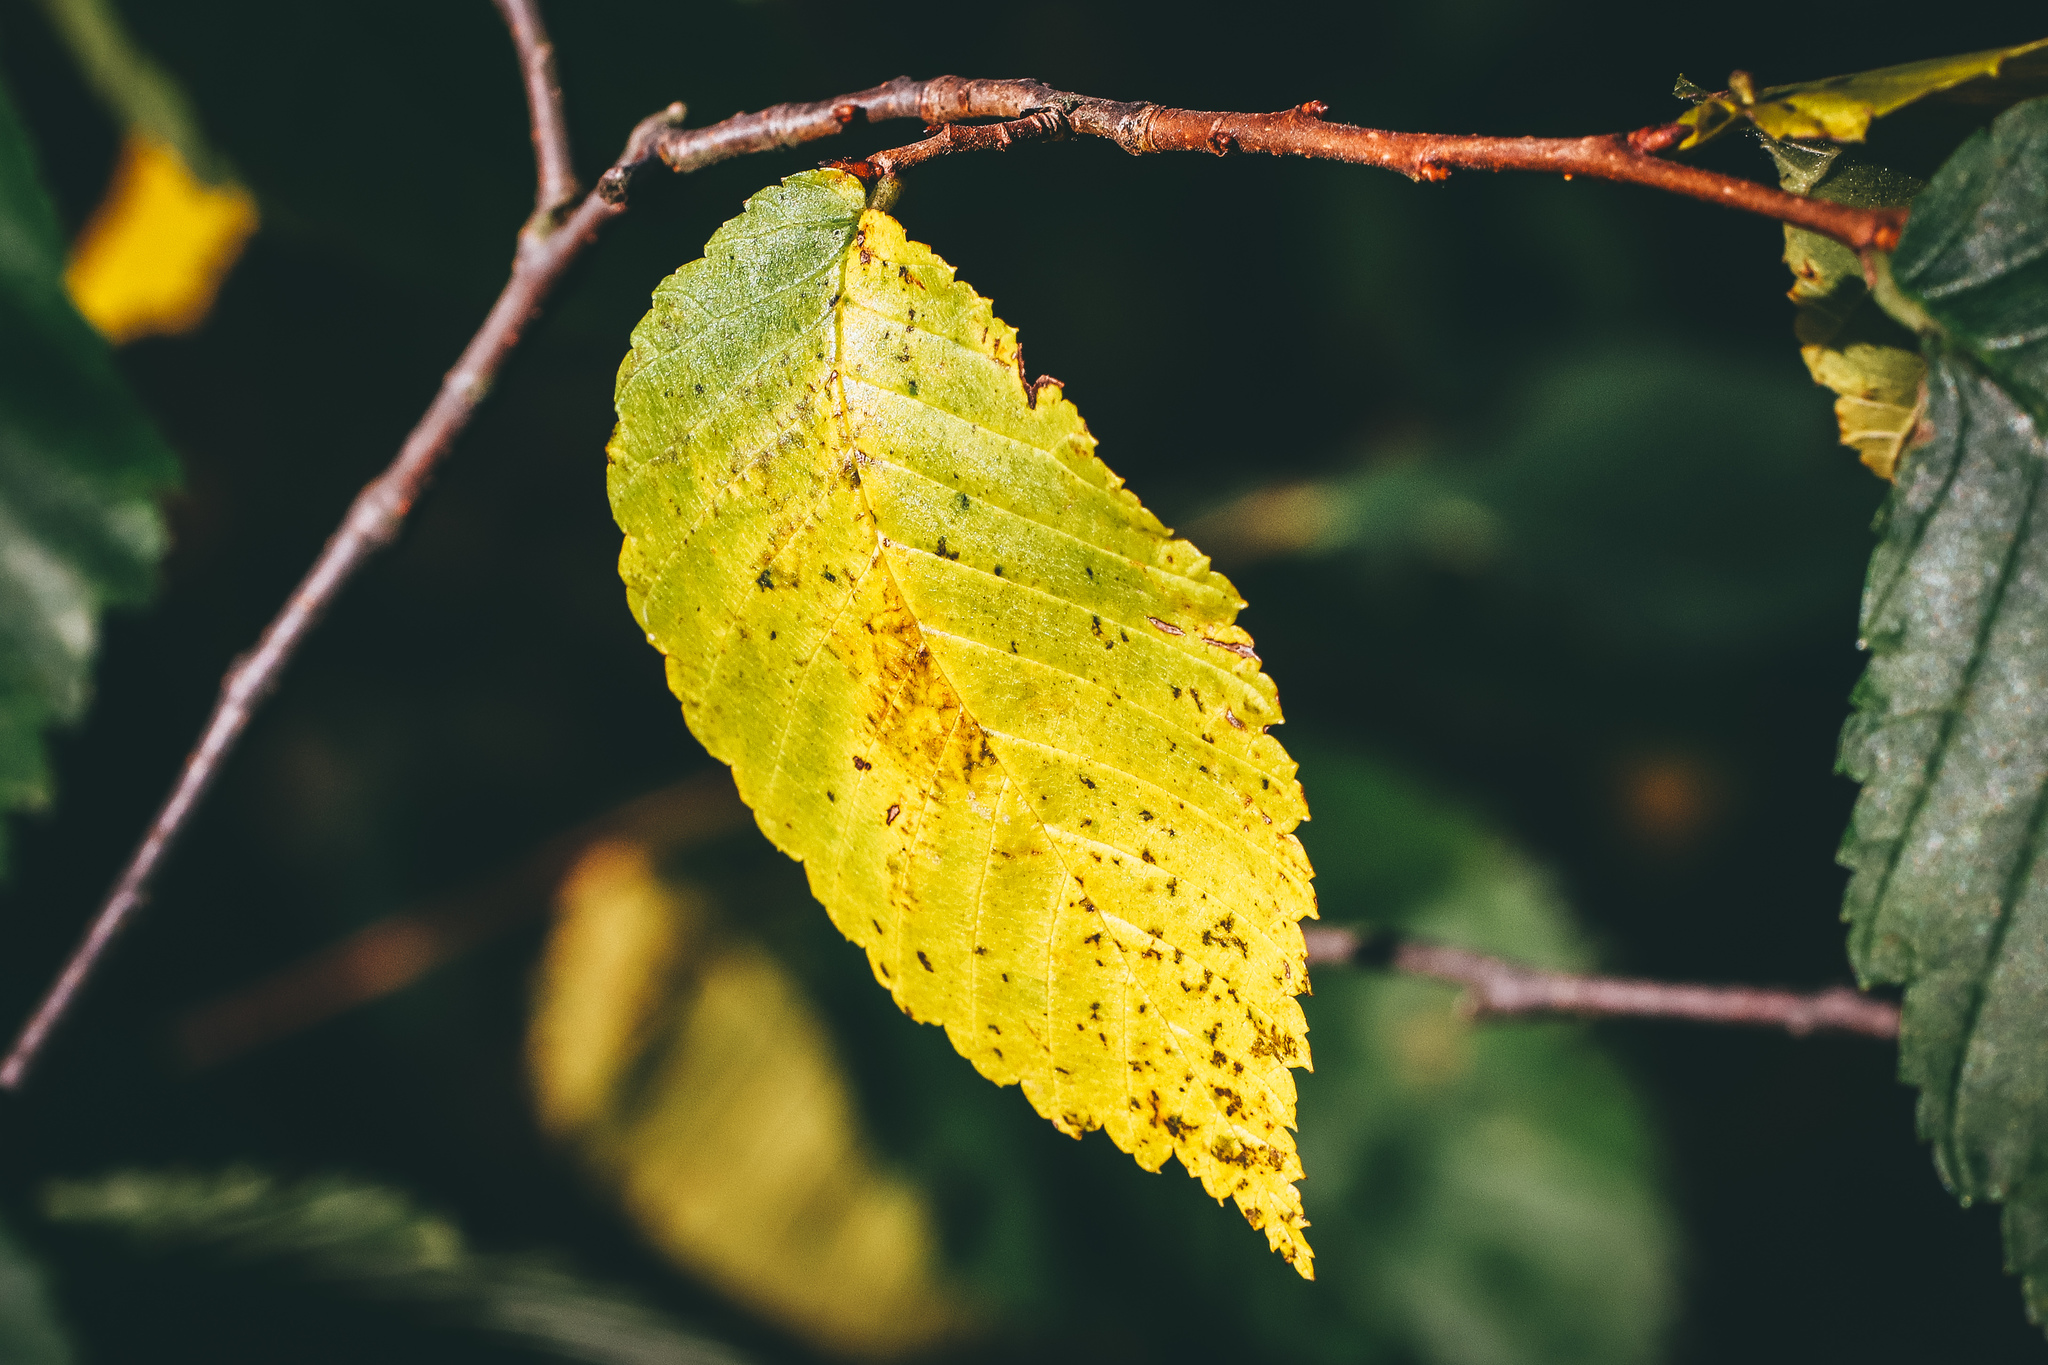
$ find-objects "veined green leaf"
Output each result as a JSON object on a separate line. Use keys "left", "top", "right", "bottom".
{"left": 608, "top": 170, "right": 1317, "bottom": 1274}
{"left": 1678, "top": 37, "right": 2048, "bottom": 148}
{"left": 1884, "top": 99, "right": 2048, "bottom": 423}
{"left": 0, "top": 73, "right": 178, "bottom": 875}
{"left": 1840, "top": 97, "right": 2048, "bottom": 1324}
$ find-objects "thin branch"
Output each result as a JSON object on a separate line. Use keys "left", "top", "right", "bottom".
{"left": 1303, "top": 926, "right": 1901, "bottom": 1040}
{"left": 176, "top": 775, "right": 747, "bottom": 1071}
{"left": 0, "top": 191, "right": 616, "bottom": 1092}
{"left": 489, "top": 0, "right": 579, "bottom": 219}
{"left": 831, "top": 79, "right": 1901, "bottom": 252}
{"left": 838, "top": 109, "right": 1073, "bottom": 180}
{"left": 596, "top": 77, "right": 1906, "bottom": 259}
{"left": 0, "top": 78, "right": 938, "bottom": 1093}
{"left": 2, "top": 68, "right": 1908, "bottom": 1089}
{"left": 595, "top": 78, "right": 927, "bottom": 201}
{"left": 0, "top": 3, "right": 607, "bottom": 1092}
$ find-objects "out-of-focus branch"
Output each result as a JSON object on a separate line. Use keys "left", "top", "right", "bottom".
{"left": 1304, "top": 926, "right": 1901, "bottom": 1040}
{"left": 0, "top": 0, "right": 606, "bottom": 1092}
{"left": 0, "top": 185, "right": 619, "bottom": 1093}
{"left": 175, "top": 775, "right": 746, "bottom": 1070}
{"left": 490, "top": 0, "right": 579, "bottom": 220}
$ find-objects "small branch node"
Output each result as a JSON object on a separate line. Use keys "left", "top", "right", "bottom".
{"left": 865, "top": 107, "right": 1071, "bottom": 180}
{"left": 820, "top": 155, "right": 880, "bottom": 182}
{"left": 1627, "top": 122, "right": 1688, "bottom": 155}
{"left": 1110, "top": 104, "right": 1160, "bottom": 155}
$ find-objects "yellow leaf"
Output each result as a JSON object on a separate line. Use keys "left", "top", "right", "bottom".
{"left": 607, "top": 170, "right": 1318, "bottom": 1275}
{"left": 531, "top": 839, "right": 963, "bottom": 1357}
{"left": 64, "top": 131, "right": 256, "bottom": 344}
{"left": 1800, "top": 343, "right": 1925, "bottom": 480}
{"left": 1770, "top": 146, "right": 1927, "bottom": 479}
{"left": 1678, "top": 37, "right": 2048, "bottom": 148}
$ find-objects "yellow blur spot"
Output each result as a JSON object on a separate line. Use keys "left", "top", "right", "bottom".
{"left": 65, "top": 132, "right": 256, "bottom": 344}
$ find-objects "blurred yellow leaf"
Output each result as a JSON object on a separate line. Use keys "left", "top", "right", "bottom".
{"left": 530, "top": 839, "right": 962, "bottom": 1358}
{"left": 1677, "top": 38, "right": 2048, "bottom": 148}
{"left": 607, "top": 171, "right": 1318, "bottom": 1275}
{"left": 1800, "top": 344, "right": 1924, "bottom": 480}
{"left": 1768, "top": 145, "right": 1927, "bottom": 479}
{"left": 1181, "top": 481, "right": 1346, "bottom": 565}
{"left": 65, "top": 132, "right": 255, "bottom": 344}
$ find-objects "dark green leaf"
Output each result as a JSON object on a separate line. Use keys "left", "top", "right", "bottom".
{"left": 40, "top": 1169, "right": 742, "bottom": 1365}
{"left": 0, "top": 72, "right": 178, "bottom": 874}
{"left": 1840, "top": 352, "right": 2048, "bottom": 1313}
{"left": 1887, "top": 97, "right": 2048, "bottom": 425}
{"left": 1840, "top": 95, "right": 2048, "bottom": 1326}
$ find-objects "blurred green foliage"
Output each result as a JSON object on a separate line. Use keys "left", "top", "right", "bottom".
{"left": 38, "top": 1168, "right": 741, "bottom": 1363}
{"left": 1197, "top": 343, "right": 1874, "bottom": 652}
{"left": 0, "top": 72, "right": 175, "bottom": 876}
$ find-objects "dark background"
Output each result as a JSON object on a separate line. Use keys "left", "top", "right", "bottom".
{"left": 1, "top": 0, "right": 2044, "bottom": 1359}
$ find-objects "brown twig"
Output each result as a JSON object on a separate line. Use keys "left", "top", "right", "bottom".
{"left": 491, "top": 0, "right": 579, "bottom": 221}
{"left": 831, "top": 79, "right": 1901, "bottom": 252}
{"left": 598, "top": 77, "right": 1904, "bottom": 251}
{"left": 2, "top": 68, "right": 1909, "bottom": 1091}
{"left": 175, "top": 774, "right": 747, "bottom": 1071}
{"left": 595, "top": 78, "right": 928, "bottom": 202}
{"left": 0, "top": 2, "right": 601, "bottom": 1092}
{"left": 0, "top": 188, "right": 619, "bottom": 1093}
{"left": 1303, "top": 926, "right": 1900, "bottom": 1039}
{"left": 834, "top": 109, "right": 1072, "bottom": 181}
